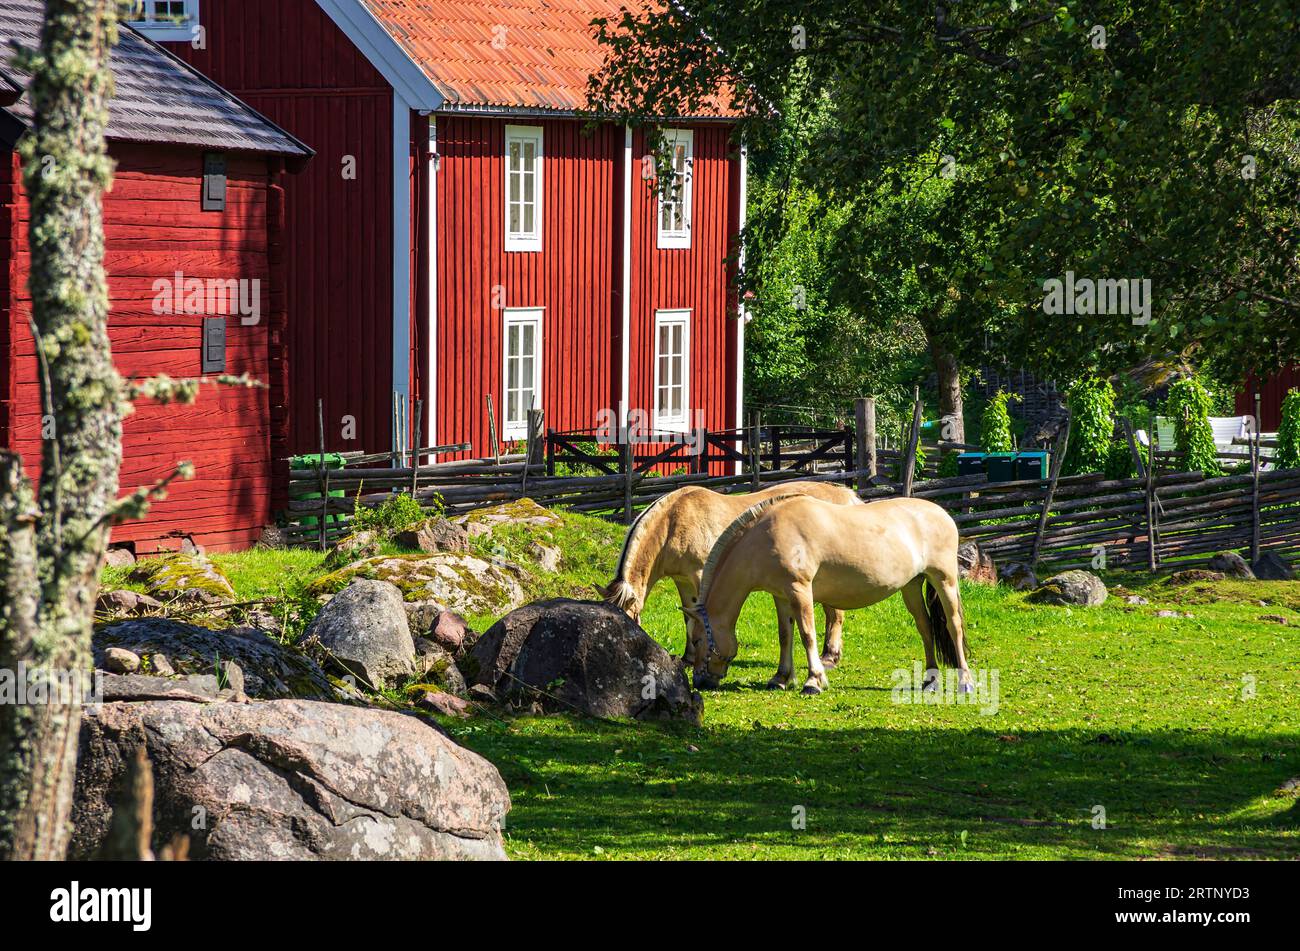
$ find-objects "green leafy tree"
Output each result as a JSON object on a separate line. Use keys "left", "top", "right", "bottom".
{"left": 588, "top": 2, "right": 1300, "bottom": 387}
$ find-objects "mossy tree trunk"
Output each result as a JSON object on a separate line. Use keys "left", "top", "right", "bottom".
{"left": 0, "top": 0, "right": 122, "bottom": 861}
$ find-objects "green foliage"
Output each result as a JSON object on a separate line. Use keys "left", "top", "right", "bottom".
{"left": 1104, "top": 439, "right": 1135, "bottom": 481}
{"left": 350, "top": 491, "right": 436, "bottom": 535}
{"left": 1063, "top": 377, "right": 1116, "bottom": 476}
{"left": 1166, "top": 378, "right": 1222, "bottom": 475}
{"left": 979, "top": 391, "right": 1018, "bottom": 453}
{"left": 1275, "top": 388, "right": 1300, "bottom": 469}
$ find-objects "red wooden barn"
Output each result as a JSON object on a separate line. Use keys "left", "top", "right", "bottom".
{"left": 0, "top": 1, "right": 311, "bottom": 553}
{"left": 155, "top": 0, "right": 746, "bottom": 463}
{"left": 1237, "top": 367, "right": 1300, "bottom": 432}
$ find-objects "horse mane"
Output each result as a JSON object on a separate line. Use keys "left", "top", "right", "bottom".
{"left": 697, "top": 492, "right": 805, "bottom": 609}
{"left": 607, "top": 491, "right": 674, "bottom": 606}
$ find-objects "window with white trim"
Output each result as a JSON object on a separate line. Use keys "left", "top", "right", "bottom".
{"left": 656, "top": 129, "right": 693, "bottom": 249}
{"left": 653, "top": 310, "right": 691, "bottom": 431}
{"left": 504, "top": 126, "right": 543, "bottom": 252}
{"left": 502, "top": 308, "right": 543, "bottom": 440}
{"left": 129, "top": 0, "right": 200, "bottom": 40}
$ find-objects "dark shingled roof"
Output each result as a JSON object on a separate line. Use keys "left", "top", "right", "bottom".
{"left": 0, "top": 0, "right": 310, "bottom": 159}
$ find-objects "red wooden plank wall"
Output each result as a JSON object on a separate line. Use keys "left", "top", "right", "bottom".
{"left": 1238, "top": 366, "right": 1300, "bottom": 431}
{"left": 2, "top": 144, "right": 277, "bottom": 553}
{"left": 434, "top": 116, "right": 620, "bottom": 454}
{"left": 167, "top": 0, "right": 396, "bottom": 454}
{"left": 628, "top": 124, "right": 740, "bottom": 473}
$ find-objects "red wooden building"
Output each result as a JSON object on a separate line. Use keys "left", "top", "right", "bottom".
{"left": 155, "top": 0, "right": 746, "bottom": 462}
{"left": 1237, "top": 367, "right": 1300, "bottom": 432}
{"left": 0, "top": 1, "right": 311, "bottom": 553}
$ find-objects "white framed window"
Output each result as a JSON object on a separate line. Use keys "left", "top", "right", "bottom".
{"left": 653, "top": 309, "right": 691, "bottom": 431}
{"left": 656, "top": 129, "right": 693, "bottom": 250}
{"left": 504, "top": 125, "right": 543, "bottom": 252}
{"left": 502, "top": 308, "right": 543, "bottom": 440}
{"left": 129, "top": 0, "right": 200, "bottom": 40}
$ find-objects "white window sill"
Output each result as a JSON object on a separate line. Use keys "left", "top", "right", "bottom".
{"left": 129, "top": 22, "right": 196, "bottom": 41}
{"left": 502, "top": 426, "right": 529, "bottom": 441}
{"left": 657, "top": 232, "right": 690, "bottom": 250}
{"left": 653, "top": 417, "right": 691, "bottom": 435}
{"left": 504, "top": 237, "right": 542, "bottom": 253}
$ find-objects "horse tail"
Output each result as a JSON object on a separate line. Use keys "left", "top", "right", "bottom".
{"left": 924, "top": 578, "right": 966, "bottom": 668}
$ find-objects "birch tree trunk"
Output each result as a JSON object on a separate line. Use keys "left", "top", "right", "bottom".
{"left": 0, "top": 0, "right": 122, "bottom": 861}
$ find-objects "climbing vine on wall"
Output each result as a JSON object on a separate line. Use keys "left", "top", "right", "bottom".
{"left": 1276, "top": 388, "right": 1300, "bottom": 470}
{"left": 980, "top": 391, "right": 1018, "bottom": 453}
{"left": 1063, "top": 376, "right": 1116, "bottom": 476}
{"left": 1166, "top": 377, "right": 1221, "bottom": 475}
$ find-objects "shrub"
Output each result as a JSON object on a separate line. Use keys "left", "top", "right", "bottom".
{"left": 1104, "top": 439, "right": 1135, "bottom": 480}
{"left": 1063, "top": 376, "right": 1116, "bottom": 476}
{"left": 1276, "top": 388, "right": 1300, "bottom": 470}
{"left": 1166, "top": 377, "right": 1221, "bottom": 475}
{"left": 980, "top": 391, "right": 1018, "bottom": 453}
{"left": 350, "top": 490, "right": 436, "bottom": 534}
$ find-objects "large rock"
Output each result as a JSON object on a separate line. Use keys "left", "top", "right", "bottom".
{"left": 469, "top": 598, "right": 702, "bottom": 723}
{"left": 94, "top": 618, "right": 336, "bottom": 701}
{"left": 127, "top": 553, "right": 235, "bottom": 605}
{"left": 1208, "top": 551, "right": 1255, "bottom": 579}
{"left": 452, "top": 499, "right": 561, "bottom": 538}
{"left": 304, "top": 579, "right": 415, "bottom": 689}
{"left": 71, "top": 698, "right": 510, "bottom": 861}
{"left": 1027, "top": 570, "right": 1108, "bottom": 607}
{"left": 309, "top": 553, "right": 527, "bottom": 617}
{"left": 394, "top": 517, "right": 470, "bottom": 554}
{"left": 957, "top": 542, "right": 997, "bottom": 586}
{"left": 1252, "top": 551, "right": 1297, "bottom": 581}
{"left": 999, "top": 562, "right": 1039, "bottom": 591}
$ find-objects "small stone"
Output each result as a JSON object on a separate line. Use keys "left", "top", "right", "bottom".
{"left": 1125, "top": 595, "right": 1149, "bottom": 605}
{"left": 1259, "top": 614, "right": 1288, "bottom": 625}
{"left": 417, "top": 690, "right": 472, "bottom": 718}
{"left": 469, "top": 684, "right": 497, "bottom": 703}
{"left": 149, "top": 654, "right": 174, "bottom": 677}
{"left": 103, "top": 647, "right": 141, "bottom": 674}
{"left": 1167, "top": 569, "right": 1226, "bottom": 586}
{"left": 431, "top": 609, "right": 471, "bottom": 653}
{"left": 998, "top": 562, "right": 1038, "bottom": 591}
{"left": 527, "top": 542, "right": 562, "bottom": 572}
{"left": 217, "top": 659, "right": 245, "bottom": 696}
{"left": 104, "top": 548, "right": 136, "bottom": 568}
{"left": 394, "top": 518, "right": 470, "bottom": 554}
{"left": 1154, "top": 610, "right": 1193, "bottom": 619}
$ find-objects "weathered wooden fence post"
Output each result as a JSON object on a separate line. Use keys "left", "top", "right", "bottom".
{"left": 1031, "top": 411, "right": 1070, "bottom": 567}
{"left": 316, "top": 398, "right": 327, "bottom": 551}
{"left": 410, "top": 399, "right": 423, "bottom": 498}
{"left": 486, "top": 393, "right": 500, "bottom": 465}
{"left": 855, "top": 397, "right": 876, "bottom": 493}
{"left": 902, "top": 387, "right": 922, "bottom": 498}
{"left": 522, "top": 408, "right": 543, "bottom": 496}
{"left": 1145, "top": 435, "right": 1158, "bottom": 572}
{"left": 1250, "top": 423, "right": 1262, "bottom": 563}
{"left": 749, "top": 409, "right": 762, "bottom": 491}
{"left": 771, "top": 423, "right": 783, "bottom": 472}
{"left": 620, "top": 437, "right": 634, "bottom": 525}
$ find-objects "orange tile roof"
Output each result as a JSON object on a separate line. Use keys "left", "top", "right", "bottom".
{"left": 360, "top": 0, "right": 739, "bottom": 117}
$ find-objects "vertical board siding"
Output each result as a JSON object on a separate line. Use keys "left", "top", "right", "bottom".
{"left": 168, "top": 1, "right": 395, "bottom": 454}
{"left": 629, "top": 125, "right": 739, "bottom": 473}
{"left": 1238, "top": 366, "right": 1300, "bottom": 431}
{"left": 434, "top": 116, "right": 619, "bottom": 456}
{"left": 3, "top": 143, "right": 277, "bottom": 552}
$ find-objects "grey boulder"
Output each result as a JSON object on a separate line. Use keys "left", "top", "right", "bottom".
{"left": 1208, "top": 551, "right": 1255, "bottom": 579}
{"left": 1251, "top": 551, "right": 1295, "bottom": 581}
{"left": 999, "top": 562, "right": 1039, "bottom": 591}
{"left": 71, "top": 698, "right": 510, "bottom": 860}
{"left": 469, "top": 598, "right": 701, "bottom": 723}
{"left": 304, "top": 579, "right": 415, "bottom": 690}
{"left": 1027, "top": 570, "right": 1108, "bottom": 607}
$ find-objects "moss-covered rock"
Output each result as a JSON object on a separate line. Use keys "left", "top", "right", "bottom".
{"left": 127, "top": 553, "right": 236, "bottom": 604}
{"left": 307, "top": 553, "right": 526, "bottom": 616}
{"left": 322, "top": 529, "right": 383, "bottom": 570}
{"left": 452, "top": 498, "right": 561, "bottom": 538}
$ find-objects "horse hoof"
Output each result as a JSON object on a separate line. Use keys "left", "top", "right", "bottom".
{"left": 819, "top": 654, "right": 840, "bottom": 670}
{"left": 921, "top": 675, "right": 940, "bottom": 693}
{"left": 766, "top": 678, "right": 789, "bottom": 691}
{"left": 957, "top": 680, "right": 974, "bottom": 695}
{"left": 693, "top": 672, "right": 719, "bottom": 691}
{"left": 800, "top": 684, "right": 823, "bottom": 696}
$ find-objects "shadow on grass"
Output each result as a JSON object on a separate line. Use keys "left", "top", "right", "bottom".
{"left": 453, "top": 717, "right": 1300, "bottom": 859}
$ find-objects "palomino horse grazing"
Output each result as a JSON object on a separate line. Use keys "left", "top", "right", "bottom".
{"left": 600, "top": 482, "right": 862, "bottom": 664}
{"left": 686, "top": 494, "right": 972, "bottom": 695}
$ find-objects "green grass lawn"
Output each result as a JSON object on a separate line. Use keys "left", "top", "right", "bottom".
{"left": 103, "top": 510, "right": 1300, "bottom": 859}
{"left": 445, "top": 563, "right": 1300, "bottom": 860}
